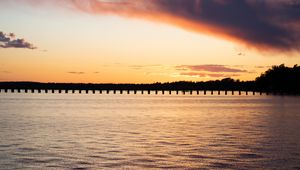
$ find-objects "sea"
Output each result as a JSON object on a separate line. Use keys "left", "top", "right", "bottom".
{"left": 0, "top": 91, "right": 300, "bottom": 169}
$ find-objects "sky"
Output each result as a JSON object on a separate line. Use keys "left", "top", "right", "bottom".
{"left": 1, "top": 0, "right": 300, "bottom": 83}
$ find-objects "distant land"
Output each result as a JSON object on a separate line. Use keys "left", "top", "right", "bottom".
{"left": 0, "top": 64, "right": 299, "bottom": 95}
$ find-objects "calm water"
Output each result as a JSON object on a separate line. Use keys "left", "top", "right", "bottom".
{"left": 0, "top": 92, "right": 300, "bottom": 169}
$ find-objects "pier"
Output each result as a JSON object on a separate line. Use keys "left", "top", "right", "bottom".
{"left": 0, "top": 78, "right": 298, "bottom": 96}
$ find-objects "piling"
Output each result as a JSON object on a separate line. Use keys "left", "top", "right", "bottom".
{"left": 120, "top": 90, "right": 123, "bottom": 94}
{"left": 134, "top": 90, "right": 137, "bottom": 94}
{"left": 31, "top": 89, "right": 34, "bottom": 93}
{"left": 162, "top": 90, "right": 165, "bottom": 95}
{"left": 113, "top": 90, "right": 116, "bottom": 94}
{"left": 148, "top": 90, "right": 151, "bottom": 95}
{"left": 65, "top": 90, "right": 68, "bottom": 94}
{"left": 72, "top": 90, "right": 75, "bottom": 94}
{"left": 211, "top": 91, "right": 213, "bottom": 95}
{"left": 38, "top": 89, "right": 41, "bottom": 93}
{"left": 225, "top": 91, "right": 227, "bottom": 95}
{"left": 155, "top": 90, "right": 158, "bottom": 95}
{"left": 204, "top": 90, "right": 206, "bottom": 95}
{"left": 25, "top": 89, "right": 28, "bottom": 93}
{"left": 218, "top": 91, "right": 220, "bottom": 95}
{"left": 107, "top": 90, "right": 109, "bottom": 94}
{"left": 18, "top": 89, "right": 21, "bottom": 93}
{"left": 93, "top": 90, "right": 95, "bottom": 94}
{"left": 45, "top": 89, "right": 48, "bottom": 93}
{"left": 59, "top": 90, "right": 62, "bottom": 94}
{"left": 239, "top": 91, "right": 241, "bottom": 95}
{"left": 190, "top": 91, "right": 193, "bottom": 95}
{"left": 246, "top": 91, "right": 248, "bottom": 95}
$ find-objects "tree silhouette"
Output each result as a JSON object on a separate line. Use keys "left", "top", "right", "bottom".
{"left": 0, "top": 64, "right": 299, "bottom": 95}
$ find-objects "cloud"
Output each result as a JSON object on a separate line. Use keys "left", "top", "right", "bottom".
{"left": 176, "top": 65, "right": 247, "bottom": 73}
{"left": 67, "top": 71, "right": 85, "bottom": 75}
{"left": 0, "top": 31, "right": 37, "bottom": 49}
{"left": 67, "top": 0, "right": 300, "bottom": 53}
{"left": 3, "top": 0, "right": 300, "bottom": 53}
{"left": 181, "top": 72, "right": 240, "bottom": 78}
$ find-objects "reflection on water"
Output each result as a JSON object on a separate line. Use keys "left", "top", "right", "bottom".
{"left": 0, "top": 93, "right": 300, "bottom": 169}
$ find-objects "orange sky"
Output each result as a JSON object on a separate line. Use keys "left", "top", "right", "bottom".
{"left": 0, "top": 0, "right": 299, "bottom": 83}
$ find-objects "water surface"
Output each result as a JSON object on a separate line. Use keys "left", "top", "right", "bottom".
{"left": 0, "top": 93, "right": 300, "bottom": 169}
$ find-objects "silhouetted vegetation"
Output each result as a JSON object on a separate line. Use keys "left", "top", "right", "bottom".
{"left": 0, "top": 64, "right": 299, "bottom": 95}
{"left": 255, "top": 64, "right": 300, "bottom": 94}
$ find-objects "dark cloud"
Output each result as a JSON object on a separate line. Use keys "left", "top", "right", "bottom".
{"left": 0, "top": 31, "right": 36, "bottom": 49}
{"left": 4, "top": 0, "right": 300, "bottom": 52}
{"left": 176, "top": 65, "right": 248, "bottom": 73}
{"left": 69, "top": 0, "right": 300, "bottom": 53}
{"left": 0, "top": 32, "right": 10, "bottom": 42}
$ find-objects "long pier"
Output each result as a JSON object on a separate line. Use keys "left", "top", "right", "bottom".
{"left": 0, "top": 89, "right": 276, "bottom": 96}
{"left": 0, "top": 82, "right": 291, "bottom": 96}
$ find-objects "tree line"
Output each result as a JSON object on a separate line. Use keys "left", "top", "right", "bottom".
{"left": 0, "top": 64, "right": 299, "bottom": 94}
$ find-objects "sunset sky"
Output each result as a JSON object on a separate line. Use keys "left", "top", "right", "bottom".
{"left": 1, "top": 0, "right": 300, "bottom": 83}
